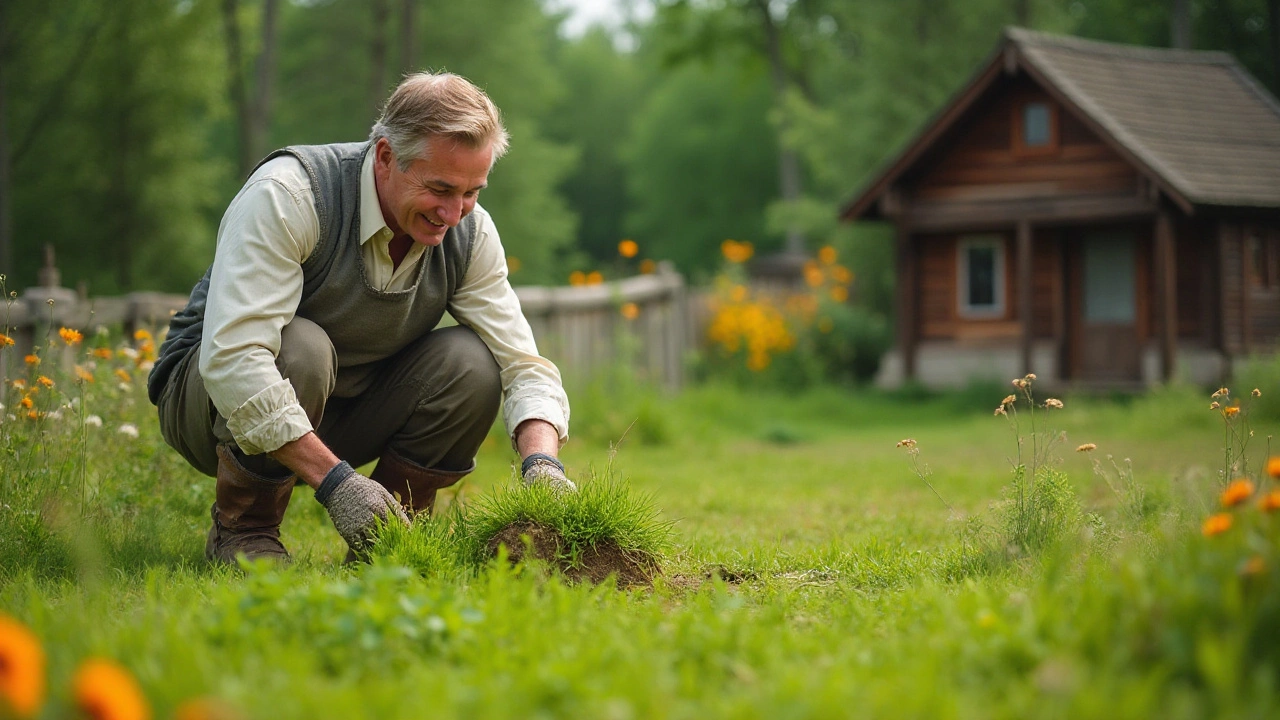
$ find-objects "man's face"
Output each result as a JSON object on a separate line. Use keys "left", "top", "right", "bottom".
{"left": 373, "top": 135, "right": 493, "bottom": 247}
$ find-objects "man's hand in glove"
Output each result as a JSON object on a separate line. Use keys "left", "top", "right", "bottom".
{"left": 521, "top": 453, "right": 577, "bottom": 493}
{"left": 314, "top": 460, "right": 411, "bottom": 554}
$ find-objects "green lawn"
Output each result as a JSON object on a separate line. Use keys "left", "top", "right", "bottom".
{"left": 2, "top": 371, "right": 1277, "bottom": 719}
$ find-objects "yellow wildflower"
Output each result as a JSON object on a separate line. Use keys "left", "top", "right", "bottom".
{"left": 73, "top": 658, "right": 151, "bottom": 720}
{"left": 114, "top": 368, "right": 132, "bottom": 384}
{"left": 1212, "top": 387, "right": 1229, "bottom": 399}
{"left": 620, "top": 302, "right": 640, "bottom": 320}
{"left": 1221, "top": 478, "right": 1255, "bottom": 507}
{"left": 1209, "top": 401, "right": 1220, "bottom": 410}
{"left": 92, "top": 347, "right": 114, "bottom": 359}
{"left": 1076, "top": 443, "right": 1097, "bottom": 452}
{"left": 0, "top": 615, "right": 45, "bottom": 718}
{"left": 133, "top": 329, "right": 152, "bottom": 342}
{"left": 36, "top": 376, "right": 52, "bottom": 389}
{"left": 1044, "top": 398, "right": 1063, "bottom": 409}
{"left": 1223, "top": 405, "right": 1240, "bottom": 418}
{"left": 829, "top": 286, "right": 849, "bottom": 303}
{"left": 19, "top": 396, "right": 32, "bottom": 409}
{"left": 75, "top": 365, "right": 95, "bottom": 383}
{"left": 720, "top": 240, "right": 754, "bottom": 264}
{"left": 817, "top": 246, "right": 838, "bottom": 265}
{"left": 896, "top": 439, "right": 917, "bottom": 448}
{"left": 1202, "top": 513, "right": 1233, "bottom": 537}
{"left": 1001, "top": 395, "right": 1016, "bottom": 407}
{"left": 585, "top": 271, "right": 604, "bottom": 285}
{"left": 618, "top": 239, "right": 639, "bottom": 258}
{"left": 23, "top": 355, "right": 38, "bottom": 366}
{"left": 59, "top": 327, "right": 83, "bottom": 345}
{"left": 1253, "top": 388, "right": 1262, "bottom": 397}
{"left": 1268, "top": 456, "right": 1280, "bottom": 479}
{"left": 569, "top": 271, "right": 586, "bottom": 286}
{"left": 0, "top": 333, "right": 14, "bottom": 347}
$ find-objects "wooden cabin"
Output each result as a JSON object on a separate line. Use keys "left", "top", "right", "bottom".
{"left": 841, "top": 28, "right": 1280, "bottom": 389}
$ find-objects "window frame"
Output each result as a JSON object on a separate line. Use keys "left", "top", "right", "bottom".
{"left": 957, "top": 235, "right": 1007, "bottom": 319}
{"left": 1012, "top": 100, "right": 1060, "bottom": 157}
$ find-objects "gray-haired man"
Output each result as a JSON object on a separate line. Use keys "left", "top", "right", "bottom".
{"left": 149, "top": 72, "right": 572, "bottom": 564}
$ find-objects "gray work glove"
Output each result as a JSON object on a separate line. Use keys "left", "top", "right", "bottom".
{"left": 314, "top": 461, "right": 411, "bottom": 555}
{"left": 521, "top": 453, "right": 577, "bottom": 493}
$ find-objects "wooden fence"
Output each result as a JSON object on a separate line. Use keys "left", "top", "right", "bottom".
{"left": 0, "top": 261, "right": 691, "bottom": 391}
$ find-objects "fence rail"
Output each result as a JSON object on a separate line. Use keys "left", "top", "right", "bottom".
{"left": 1, "top": 262, "right": 690, "bottom": 391}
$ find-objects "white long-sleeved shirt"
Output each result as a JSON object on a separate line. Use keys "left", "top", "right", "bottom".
{"left": 199, "top": 149, "right": 569, "bottom": 456}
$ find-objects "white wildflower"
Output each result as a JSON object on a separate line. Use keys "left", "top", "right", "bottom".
{"left": 117, "top": 423, "right": 140, "bottom": 439}
{"left": 138, "top": 360, "right": 155, "bottom": 372}
{"left": 119, "top": 347, "right": 140, "bottom": 360}
{"left": 85, "top": 415, "right": 103, "bottom": 428}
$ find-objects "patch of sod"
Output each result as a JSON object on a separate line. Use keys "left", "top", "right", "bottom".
{"left": 370, "top": 471, "right": 674, "bottom": 587}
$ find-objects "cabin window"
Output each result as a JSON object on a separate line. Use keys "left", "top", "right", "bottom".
{"left": 1013, "top": 101, "right": 1058, "bottom": 155}
{"left": 1248, "top": 229, "right": 1280, "bottom": 289}
{"left": 958, "top": 236, "right": 1006, "bottom": 318}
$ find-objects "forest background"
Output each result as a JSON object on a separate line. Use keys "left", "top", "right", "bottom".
{"left": 1, "top": 0, "right": 1277, "bottom": 327}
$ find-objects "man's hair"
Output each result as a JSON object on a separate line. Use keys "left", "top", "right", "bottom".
{"left": 369, "top": 72, "right": 510, "bottom": 170}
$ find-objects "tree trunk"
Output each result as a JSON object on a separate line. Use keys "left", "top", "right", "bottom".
{"left": 0, "top": 40, "right": 12, "bottom": 280}
{"left": 222, "top": 0, "right": 253, "bottom": 177}
{"left": 1171, "top": 0, "right": 1192, "bottom": 49}
{"left": 1270, "top": 0, "right": 1279, "bottom": 93}
{"left": 751, "top": 0, "right": 805, "bottom": 255}
{"left": 248, "top": 0, "right": 278, "bottom": 163}
{"left": 370, "top": 0, "right": 390, "bottom": 117}
{"left": 1014, "top": 0, "right": 1030, "bottom": 26}
{"left": 396, "top": 0, "right": 417, "bottom": 74}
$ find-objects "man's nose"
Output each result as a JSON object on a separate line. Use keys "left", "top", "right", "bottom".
{"left": 439, "top": 198, "right": 464, "bottom": 227}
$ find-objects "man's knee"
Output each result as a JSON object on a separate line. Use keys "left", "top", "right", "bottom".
{"left": 426, "top": 326, "right": 501, "bottom": 410}
{"left": 277, "top": 317, "right": 337, "bottom": 416}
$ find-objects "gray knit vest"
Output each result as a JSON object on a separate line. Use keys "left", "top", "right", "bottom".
{"left": 148, "top": 141, "right": 477, "bottom": 405}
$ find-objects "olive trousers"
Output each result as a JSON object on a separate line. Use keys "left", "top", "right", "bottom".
{"left": 157, "top": 319, "right": 502, "bottom": 479}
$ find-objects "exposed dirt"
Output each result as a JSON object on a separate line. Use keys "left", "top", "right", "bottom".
{"left": 486, "top": 521, "right": 659, "bottom": 588}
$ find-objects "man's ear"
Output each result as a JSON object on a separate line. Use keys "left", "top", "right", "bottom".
{"left": 373, "top": 137, "right": 394, "bottom": 170}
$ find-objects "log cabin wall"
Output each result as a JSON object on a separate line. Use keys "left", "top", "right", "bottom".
{"left": 910, "top": 76, "right": 1139, "bottom": 211}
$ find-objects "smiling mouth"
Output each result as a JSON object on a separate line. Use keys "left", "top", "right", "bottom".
{"left": 425, "top": 216, "right": 446, "bottom": 229}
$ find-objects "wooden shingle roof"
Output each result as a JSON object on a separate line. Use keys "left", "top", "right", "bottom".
{"left": 842, "top": 28, "right": 1280, "bottom": 218}
{"left": 1011, "top": 28, "right": 1280, "bottom": 209}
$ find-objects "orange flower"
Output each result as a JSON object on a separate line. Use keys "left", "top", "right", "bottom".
{"left": 803, "top": 261, "right": 823, "bottom": 288}
{"left": 568, "top": 271, "right": 586, "bottom": 286}
{"left": 114, "top": 368, "right": 133, "bottom": 384}
{"left": 1260, "top": 490, "right": 1280, "bottom": 513}
{"left": 585, "top": 271, "right": 604, "bottom": 285}
{"left": 75, "top": 365, "right": 95, "bottom": 383}
{"left": 23, "top": 355, "right": 38, "bottom": 366}
{"left": 620, "top": 302, "right": 640, "bottom": 320}
{"left": 19, "top": 396, "right": 32, "bottom": 409}
{"left": 92, "top": 347, "right": 114, "bottom": 360}
{"left": 1267, "top": 456, "right": 1280, "bottom": 479}
{"left": 73, "top": 659, "right": 150, "bottom": 720}
{"left": 25, "top": 411, "right": 39, "bottom": 421}
{"left": 36, "top": 376, "right": 53, "bottom": 389}
{"left": 0, "top": 333, "right": 14, "bottom": 347}
{"left": 639, "top": 259, "right": 657, "bottom": 274}
{"left": 618, "top": 239, "right": 638, "bottom": 258}
{"left": 59, "top": 327, "right": 83, "bottom": 345}
{"left": 818, "top": 246, "right": 838, "bottom": 265}
{"left": 1223, "top": 405, "right": 1240, "bottom": 418}
{"left": 0, "top": 615, "right": 45, "bottom": 718}
{"left": 829, "top": 286, "right": 848, "bottom": 303}
{"left": 1241, "top": 555, "right": 1267, "bottom": 577}
{"left": 1221, "top": 478, "right": 1255, "bottom": 507}
{"left": 1202, "top": 512, "right": 1233, "bottom": 537}
{"left": 720, "top": 239, "right": 754, "bottom": 263}
{"left": 133, "top": 329, "right": 152, "bottom": 342}
{"left": 830, "top": 265, "right": 853, "bottom": 285}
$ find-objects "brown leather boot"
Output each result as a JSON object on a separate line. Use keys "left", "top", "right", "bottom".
{"left": 206, "top": 444, "right": 295, "bottom": 565}
{"left": 369, "top": 446, "right": 472, "bottom": 516}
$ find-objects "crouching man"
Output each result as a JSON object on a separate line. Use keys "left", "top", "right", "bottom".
{"left": 147, "top": 72, "right": 573, "bottom": 563}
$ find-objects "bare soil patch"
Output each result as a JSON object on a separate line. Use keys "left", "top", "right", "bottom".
{"left": 485, "top": 521, "right": 659, "bottom": 588}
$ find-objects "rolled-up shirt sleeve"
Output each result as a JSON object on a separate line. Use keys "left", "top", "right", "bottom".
{"left": 449, "top": 208, "right": 570, "bottom": 444}
{"left": 200, "top": 159, "right": 318, "bottom": 455}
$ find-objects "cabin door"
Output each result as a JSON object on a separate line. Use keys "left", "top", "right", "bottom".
{"left": 1077, "top": 232, "right": 1140, "bottom": 381}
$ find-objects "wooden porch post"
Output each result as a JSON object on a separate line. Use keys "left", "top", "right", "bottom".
{"left": 1018, "top": 219, "right": 1033, "bottom": 376}
{"left": 1156, "top": 209, "right": 1178, "bottom": 382}
{"left": 896, "top": 223, "right": 916, "bottom": 380}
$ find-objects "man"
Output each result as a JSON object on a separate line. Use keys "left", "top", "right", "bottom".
{"left": 148, "top": 72, "right": 572, "bottom": 564}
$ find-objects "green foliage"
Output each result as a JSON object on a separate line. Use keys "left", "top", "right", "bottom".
{"left": 622, "top": 60, "right": 781, "bottom": 279}
{"left": 796, "top": 302, "right": 892, "bottom": 385}
{"left": 999, "top": 464, "right": 1083, "bottom": 554}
